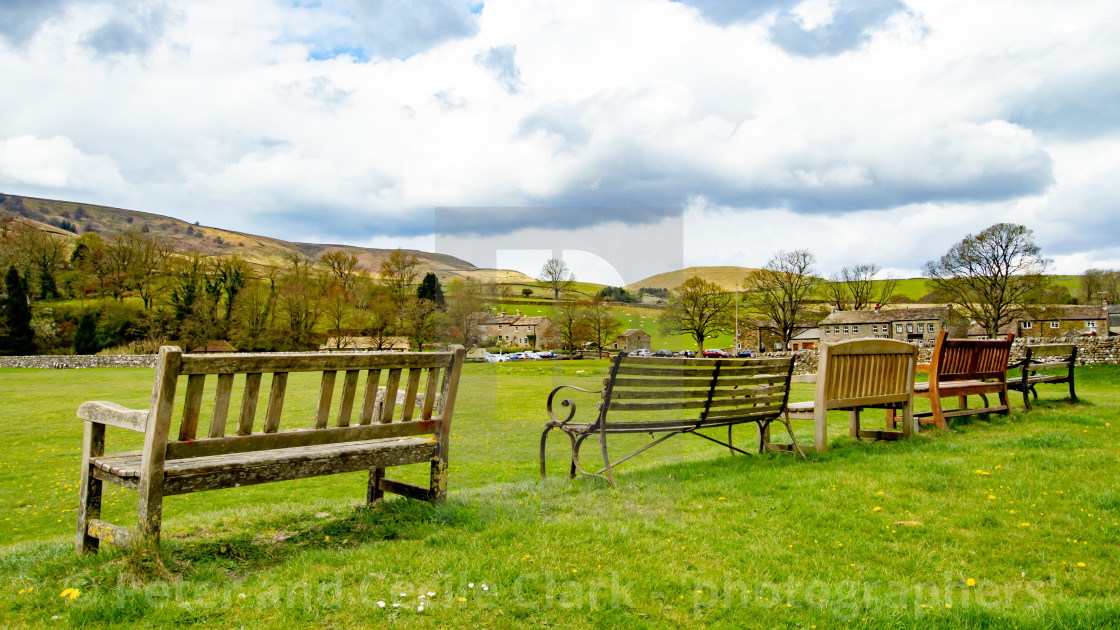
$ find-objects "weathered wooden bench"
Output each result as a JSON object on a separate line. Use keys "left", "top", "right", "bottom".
{"left": 778, "top": 338, "right": 919, "bottom": 453}
{"left": 911, "top": 331, "right": 1013, "bottom": 431}
{"left": 540, "top": 353, "right": 796, "bottom": 487}
{"left": 76, "top": 345, "right": 464, "bottom": 553}
{"left": 1008, "top": 343, "right": 1078, "bottom": 410}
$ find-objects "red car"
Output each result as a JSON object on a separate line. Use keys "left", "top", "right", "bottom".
{"left": 702, "top": 349, "right": 730, "bottom": 358}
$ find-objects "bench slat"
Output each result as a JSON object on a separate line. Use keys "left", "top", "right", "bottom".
{"left": 381, "top": 369, "right": 402, "bottom": 423}
{"left": 359, "top": 369, "right": 382, "bottom": 425}
{"left": 401, "top": 368, "right": 423, "bottom": 422}
{"left": 315, "top": 371, "right": 337, "bottom": 429}
{"left": 609, "top": 385, "right": 788, "bottom": 401}
{"left": 179, "top": 352, "right": 453, "bottom": 375}
{"left": 1027, "top": 361, "right": 1072, "bottom": 372}
{"left": 237, "top": 373, "right": 262, "bottom": 436}
{"left": 179, "top": 374, "right": 206, "bottom": 441}
{"left": 615, "top": 364, "right": 790, "bottom": 378}
{"left": 619, "top": 356, "right": 792, "bottom": 368}
{"left": 609, "top": 374, "right": 787, "bottom": 389}
{"left": 263, "top": 372, "right": 288, "bottom": 433}
{"left": 608, "top": 393, "right": 787, "bottom": 412}
{"left": 209, "top": 373, "right": 234, "bottom": 437}
{"left": 421, "top": 368, "right": 440, "bottom": 420}
{"left": 336, "top": 370, "right": 360, "bottom": 427}
{"left": 162, "top": 419, "right": 439, "bottom": 460}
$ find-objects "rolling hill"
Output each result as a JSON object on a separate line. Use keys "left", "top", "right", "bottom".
{"left": 0, "top": 193, "right": 535, "bottom": 283}
{"left": 625, "top": 266, "right": 763, "bottom": 292}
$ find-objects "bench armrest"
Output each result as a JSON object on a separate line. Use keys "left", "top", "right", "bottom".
{"left": 546, "top": 385, "right": 603, "bottom": 425}
{"left": 77, "top": 401, "right": 147, "bottom": 433}
{"left": 791, "top": 374, "right": 817, "bottom": 384}
{"left": 915, "top": 363, "right": 931, "bottom": 374}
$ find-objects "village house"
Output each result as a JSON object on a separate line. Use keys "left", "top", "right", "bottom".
{"left": 319, "top": 336, "right": 410, "bottom": 352}
{"left": 789, "top": 328, "right": 820, "bottom": 351}
{"left": 736, "top": 318, "right": 817, "bottom": 352}
{"left": 819, "top": 306, "right": 952, "bottom": 346}
{"left": 472, "top": 310, "right": 558, "bottom": 349}
{"left": 613, "top": 329, "right": 651, "bottom": 352}
{"left": 968, "top": 305, "right": 1109, "bottom": 339}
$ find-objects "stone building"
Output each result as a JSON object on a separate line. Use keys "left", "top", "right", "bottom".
{"left": 819, "top": 306, "right": 952, "bottom": 345}
{"left": 472, "top": 310, "right": 558, "bottom": 348}
{"left": 613, "top": 329, "right": 651, "bottom": 352}
{"left": 969, "top": 305, "right": 1109, "bottom": 339}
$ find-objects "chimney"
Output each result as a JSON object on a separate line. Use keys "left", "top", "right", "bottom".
{"left": 516, "top": 309, "right": 522, "bottom": 317}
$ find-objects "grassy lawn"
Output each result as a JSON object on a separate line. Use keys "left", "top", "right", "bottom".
{"left": 1, "top": 362, "right": 1118, "bottom": 628}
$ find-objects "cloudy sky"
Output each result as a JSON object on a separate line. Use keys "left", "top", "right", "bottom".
{"left": 1, "top": 0, "right": 1118, "bottom": 285}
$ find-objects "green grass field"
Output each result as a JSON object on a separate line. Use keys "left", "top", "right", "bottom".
{"left": 1, "top": 363, "right": 1118, "bottom": 628}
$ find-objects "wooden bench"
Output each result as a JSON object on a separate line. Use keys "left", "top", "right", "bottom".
{"left": 1008, "top": 343, "right": 1078, "bottom": 410}
{"left": 76, "top": 345, "right": 465, "bottom": 553}
{"left": 911, "top": 331, "right": 1013, "bottom": 431}
{"left": 539, "top": 353, "right": 797, "bottom": 487}
{"left": 777, "top": 338, "right": 919, "bottom": 453}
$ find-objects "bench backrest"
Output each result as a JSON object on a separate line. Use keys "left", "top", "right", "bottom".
{"left": 142, "top": 346, "right": 465, "bottom": 461}
{"left": 1024, "top": 343, "right": 1077, "bottom": 367}
{"left": 817, "top": 338, "right": 918, "bottom": 410}
{"left": 598, "top": 354, "right": 795, "bottom": 428}
{"left": 929, "top": 330, "right": 1014, "bottom": 382}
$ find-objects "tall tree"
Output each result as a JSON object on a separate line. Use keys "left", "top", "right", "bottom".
{"left": 1081, "top": 269, "right": 1120, "bottom": 304}
{"left": 660, "top": 276, "right": 735, "bottom": 352}
{"left": 823, "top": 263, "right": 898, "bottom": 311}
{"left": 582, "top": 296, "right": 623, "bottom": 358}
{"left": 400, "top": 296, "right": 444, "bottom": 351}
{"left": 230, "top": 281, "right": 273, "bottom": 351}
{"left": 417, "top": 272, "right": 445, "bottom": 307}
{"left": 742, "top": 250, "right": 818, "bottom": 348}
{"left": 444, "top": 277, "right": 486, "bottom": 347}
{"left": 924, "top": 223, "right": 1050, "bottom": 337}
{"left": 379, "top": 249, "right": 420, "bottom": 308}
{"left": 539, "top": 257, "right": 574, "bottom": 299}
{"left": 554, "top": 300, "right": 592, "bottom": 355}
{"left": 126, "top": 230, "right": 175, "bottom": 310}
{"left": 73, "top": 310, "right": 100, "bottom": 355}
{"left": 320, "top": 250, "right": 362, "bottom": 294}
{"left": 0, "top": 266, "right": 35, "bottom": 355}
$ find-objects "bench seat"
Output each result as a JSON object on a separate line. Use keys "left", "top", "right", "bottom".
{"left": 912, "top": 331, "right": 1013, "bottom": 430}
{"left": 1007, "top": 344, "right": 1078, "bottom": 410}
{"left": 91, "top": 437, "right": 436, "bottom": 495}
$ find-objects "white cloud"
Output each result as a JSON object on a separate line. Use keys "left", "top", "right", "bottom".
{"left": 2, "top": 0, "right": 1119, "bottom": 281}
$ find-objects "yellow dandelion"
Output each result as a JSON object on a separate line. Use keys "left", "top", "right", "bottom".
{"left": 457, "top": 597, "right": 467, "bottom": 602}
{"left": 1020, "top": 522, "right": 1031, "bottom": 527}
{"left": 873, "top": 506, "right": 882, "bottom": 512}
{"left": 988, "top": 495, "right": 997, "bottom": 500}
{"left": 946, "top": 603, "right": 952, "bottom": 608}
{"left": 1077, "top": 562, "right": 1086, "bottom": 567}
{"left": 966, "top": 578, "right": 976, "bottom": 587}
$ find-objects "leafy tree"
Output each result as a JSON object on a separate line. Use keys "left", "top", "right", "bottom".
{"left": 554, "top": 300, "right": 592, "bottom": 355}
{"left": 320, "top": 250, "right": 362, "bottom": 294}
{"left": 0, "top": 266, "right": 35, "bottom": 355}
{"left": 924, "top": 223, "right": 1050, "bottom": 337}
{"left": 742, "top": 250, "right": 818, "bottom": 348}
{"left": 355, "top": 283, "right": 399, "bottom": 350}
{"left": 400, "top": 296, "right": 444, "bottom": 351}
{"left": 521, "top": 288, "right": 533, "bottom": 298}
{"left": 1081, "top": 269, "right": 1119, "bottom": 304}
{"left": 73, "top": 310, "right": 100, "bottom": 355}
{"left": 417, "top": 272, "right": 445, "bottom": 307}
{"left": 539, "top": 257, "right": 574, "bottom": 299}
{"left": 660, "top": 276, "right": 734, "bottom": 352}
{"left": 379, "top": 249, "right": 420, "bottom": 308}
{"left": 823, "top": 263, "right": 897, "bottom": 311}
{"left": 445, "top": 278, "right": 487, "bottom": 347}
{"left": 230, "top": 282, "right": 274, "bottom": 351}
{"left": 322, "top": 284, "right": 355, "bottom": 349}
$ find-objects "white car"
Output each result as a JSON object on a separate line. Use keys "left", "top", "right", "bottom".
{"left": 632, "top": 349, "right": 651, "bottom": 357}
{"left": 484, "top": 352, "right": 509, "bottom": 363}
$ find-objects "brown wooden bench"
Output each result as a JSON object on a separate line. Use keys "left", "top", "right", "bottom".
{"left": 1008, "top": 343, "right": 1078, "bottom": 410}
{"left": 540, "top": 353, "right": 796, "bottom": 487}
{"left": 76, "top": 345, "right": 464, "bottom": 553}
{"left": 778, "top": 338, "right": 919, "bottom": 453}
{"left": 911, "top": 331, "right": 1013, "bottom": 430}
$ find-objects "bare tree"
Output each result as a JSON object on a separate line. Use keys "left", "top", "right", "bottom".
{"left": 445, "top": 277, "right": 487, "bottom": 347}
{"left": 742, "top": 250, "right": 818, "bottom": 349}
{"left": 660, "top": 276, "right": 735, "bottom": 353}
{"left": 321, "top": 284, "right": 355, "bottom": 349}
{"left": 1081, "top": 268, "right": 1120, "bottom": 304}
{"left": 400, "top": 296, "right": 445, "bottom": 351}
{"left": 320, "top": 250, "right": 362, "bottom": 294}
{"left": 539, "top": 257, "right": 574, "bottom": 299}
{"left": 379, "top": 249, "right": 420, "bottom": 307}
{"left": 553, "top": 300, "right": 592, "bottom": 355}
{"left": 582, "top": 296, "right": 623, "bottom": 358}
{"left": 127, "top": 231, "right": 175, "bottom": 310}
{"left": 355, "top": 282, "right": 399, "bottom": 350}
{"left": 823, "top": 263, "right": 898, "bottom": 311}
{"left": 924, "top": 223, "right": 1050, "bottom": 338}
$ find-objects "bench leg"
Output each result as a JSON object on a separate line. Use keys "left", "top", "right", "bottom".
{"left": 766, "top": 418, "right": 806, "bottom": 459}
{"left": 76, "top": 423, "right": 105, "bottom": 554}
{"left": 367, "top": 468, "right": 385, "bottom": 505}
{"left": 886, "top": 408, "right": 897, "bottom": 429}
{"left": 849, "top": 409, "right": 861, "bottom": 439}
{"left": 997, "top": 387, "right": 1010, "bottom": 416}
{"left": 814, "top": 405, "right": 828, "bottom": 453}
{"left": 596, "top": 430, "right": 618, "bottom": 488}
{"left": 429, "top": 459, "right": 448, "bottom": 504}
{"left": 1021, "top": 385, "right": 1033, "bottom": 411}
{"left": 539, "top": 425, "right": 554, "bottom": 481}
{"left": 1068, "top": 379, "right": 1077, "bottom": 403}
{"left": 928, "top": 396, "right": 948, "bottom": 431}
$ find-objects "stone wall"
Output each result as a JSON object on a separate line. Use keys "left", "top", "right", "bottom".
{"left": 0, "top": 355, "right": 158, "bottom": 369}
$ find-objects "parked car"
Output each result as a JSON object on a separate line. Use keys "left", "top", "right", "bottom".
{"left": 702, "top": 349, "right": 730, "bottom": 358}
{"left": 652, "top": 349, "right": 673, "bottom": 357}
{"left": 736, "top": 350, "right": 754, "bottom": 358}
{"left": 632, "top": 349, "right": 651, "bottom": 357}
{"left": 484, "top": 352, "right": 508, "bottom": 363}
{"left": 535, "top": 350, "right": 556, "bottom": 359}
{"left": 674, "top": 350, "right": 696, "bottom": 358}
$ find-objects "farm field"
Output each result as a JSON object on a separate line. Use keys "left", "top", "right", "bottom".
{"left": 1, "top": 362, "right": 1118, "bottom": 628}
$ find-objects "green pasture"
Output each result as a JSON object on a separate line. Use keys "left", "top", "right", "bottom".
{"left": 1, "top": 363, "right": 1118, "bottom": 628}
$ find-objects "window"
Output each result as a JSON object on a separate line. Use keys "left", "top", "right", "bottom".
{"left": 1088, "top": 321, "right": 1097, "bottom": 328}
{"left": 895, "top": 324, "right": 903, "bottom": 333}
{"left": 928, "top": 322, "right": 938, "bottom": 331}
{"left": 497, "top": 325, "right": 503, "bottom": 331}
{"left": 1022, "top": 321, "right": 1032, "bottom": 329}
{"left": 853, "top": 326, "right": 859, "bottom": 333}
{"left": 917, "top": 324, "right": 924, "bottom": 333}
{"left": 843, "top": 326, "right": 849, "bottom": 334}
{"left": 1050, "top": 321, "right": 1060, "bottom": 328}
{"left": 835, "top": 326, "right": 840, "bottom": 333}
{"left": 871, "top": 325, "right": 878, "bottom": 334}
{"left": 906, "top": 324, "right": 913, "bottom": 333}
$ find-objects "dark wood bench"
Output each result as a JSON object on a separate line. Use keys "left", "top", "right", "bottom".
{"left": 912, "top": 331, "right": 1013, "bottom": 430}
{"left": 1008, "top": 343, "right": 1078, "bottom": 410}
{"left": 540, "top": 353, "right": 797, "bottom": 487}
{"left": 76, "top": 345, "right": 464, "bottom": 553}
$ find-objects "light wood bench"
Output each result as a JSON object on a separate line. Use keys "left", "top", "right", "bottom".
{"left": 912, "top": 331, "right": 1013, "bottom": 430}
{"left": 777, "top": 338, "right": 919, "bottom": 453}
{"left": 1008, "top": 343, "right": 1078, "bottom": 410}
{"left": 540, "top": 353, "right": 797, "bottom": 487}
{"left": 76, "top": 345, "right": 465, "bottom": 553}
